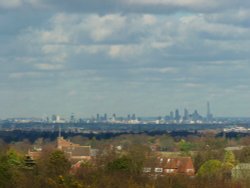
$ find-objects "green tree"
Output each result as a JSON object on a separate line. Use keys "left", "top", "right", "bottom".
{"left": 158, "top": 135, "right": 175, "bottom": 151}
{"left": 178, "top": 139, "right": 193, "bottom": 155}
{"left": 46, "top": 150, "right": 71, "bottom": 177}
{"left": 107, "top": 156, "right": 134, "bottom": 172}
{"left": 127, "top": 144, "right": 150, "bottom": 174}
{"left": 197, "top": 160, "right": 223, "bottom": 178}
{"left": 0, "top": 155, "right": 12, "bottom": 187}
{"left": 106, "top": 154, "right": 145, "bottom": 176}
{"left": 6, "top": 149, "right": 24, "bottom": 167}
{"left": 223, "top": 150, "right": 236, "bottom": 168}
{"left": 194, "top": 149, "right": 225, "bottom": 171}
{"left": 239, "top": 146, "right": 250, "bottom": 163}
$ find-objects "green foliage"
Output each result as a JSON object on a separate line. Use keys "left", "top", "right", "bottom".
{"left": 197, "top": 160, "right": 223, "bottom": 178}
{"left": 80, "top": 160, "right": 93, "bottom": 168}
{"left": 239, "top": 146, "right": 250, "bottom": 163}
{"left": 6, "top": 149, "right": 24, "bottom": 167}
{"left": 46, "top": 150, "right": 71, "bottom": 177}
{"left": 0, "top": 150, "right": 25, "bottom": 188}
{"left": 158, "top": 135, "right": 175, "bottom": 151}
{"left": 0, "top": 155, "right": 12, "bottom": 187}
{"left": 1, "top": 134, "right": 250, "bottom": 187}
{"left": 106, "top": 154, "right": 144, "bottom": 176}
{"left": 178, "top": 139, "right": 193, "bottom": 155}
{"left": 223, "top": 150, "right": 236, "bottom": 169}
{"left": 193, "top": 149, "right": 225, "bottom": 171}
{"left": 107, "top": 156, "right": 134, "bottom": 172}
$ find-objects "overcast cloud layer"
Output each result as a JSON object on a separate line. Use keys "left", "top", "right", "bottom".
{"left": 0, "top": 0, "right": 250, "bottom": 118}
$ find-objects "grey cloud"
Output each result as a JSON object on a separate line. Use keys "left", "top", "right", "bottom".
{"left": 1, "top": 1, "right": 250, "bottom": 117}
{"left": 1, "top": 0, "right": 250, "bottom": 15}
{"left": 205, "top": 9, "right": 250, "bottom": 28}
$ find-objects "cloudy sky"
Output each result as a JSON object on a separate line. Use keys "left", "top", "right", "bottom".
{"left": 0, "top": 0, "right": 250, "bottom": 118}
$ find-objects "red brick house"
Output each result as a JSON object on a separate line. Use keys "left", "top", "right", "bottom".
{"left": 143, "top": 157, "right": 195, "bottom": 176}
{"left": 57, "top": 136, "right": 93, "bottom": 162}
{"left": 27, "top": 136, "right": 96, "bottom": 162}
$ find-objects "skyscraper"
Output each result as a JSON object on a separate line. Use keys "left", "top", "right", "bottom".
{"left": 132, "top": 114, "right": 136, "bottom": 120}
{"left": 175, "top": 109, "right": 181, "bottom": 122}
{"left": 127, "top": 114, "right": 131, "bottom": 120}
{"left": 206, "top": 102, "right": 213, "bottom": 122}
{"left": 184, "top": 108, "right": 189, "bottom": 121}
{"left": 70, "top": 113, "right": 75, "bottom": 123}
{"left": 104, "top": 113, "right": 107, "bottom": 121}
{"left": 96, "top": 114, "right": 100, "bottom": 122}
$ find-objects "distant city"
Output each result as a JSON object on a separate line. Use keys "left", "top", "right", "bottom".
{"left": 2, "top": 102, "right": 250, "bottom": 125}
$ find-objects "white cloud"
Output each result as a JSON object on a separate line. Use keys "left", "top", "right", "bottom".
{"left": 108, "top": 44, "right": 143, "bottom": 59}
{"left": 86, "top": 14, "right": 126, "bottom": 42}
{"left": 142, "top": 14, "right": 157, "bottom": 25}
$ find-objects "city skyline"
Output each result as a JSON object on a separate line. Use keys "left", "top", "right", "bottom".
{"left": 1, "top": 1, "right": 250, "bottom": 118}
{"left": 0, "top": 102, "right": 215, "bottom": 120}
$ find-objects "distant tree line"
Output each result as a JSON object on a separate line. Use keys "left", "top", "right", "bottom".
{"left": 0, "top": 130, "right": 249, "bottom": 144}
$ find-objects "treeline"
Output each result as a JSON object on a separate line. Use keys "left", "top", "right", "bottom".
{"left": 1, "top": 133, "right": 250, "bottom": 187}
{"left": 0, "top": 130, "right": 249, "bottom": 143}
{"left": 0, "top": 130, "right": 198, "bottom": 143}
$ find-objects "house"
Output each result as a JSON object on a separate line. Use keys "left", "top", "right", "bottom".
{"left": 232, "top": 163, "right": 250, "bottom": 179}
{"left": 225, "top": 146, "right": 245, "bottom": 151}
{"left": 70, "top": 159, "right": 96, "bottom": 174}
{"left": 143, "top": 157, "right": 195, "bottom": 176}
{"left": 57, "top": 136, "right": 97, "bottom": 162}
{"left": 70, "top": 160, "right": 86, "bottom": 174}
{"left": 27, "top": 146, "right": 42, "bottom": 160}
{"left": 27, "top": 136, "right": 97, "bottom": 163}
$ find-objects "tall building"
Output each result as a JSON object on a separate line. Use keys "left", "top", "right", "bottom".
{"left": 104, "top": 114, "right": 107, "bottom": 121}
{"left": 96, "top": 114, "right": 100, "bottom": 122}
{"left": 175, "top": 109, "right": 181, "bottom": 122}
{"left": 52, "top": 115, "right": 61, "bottom": 123}
{"left": 132, "top": 114, "right": 136, "bottom": 120}
{"left": 206, "top": 102, "right": 213, "bottom": 122}
{"left": 70, "top": 113, "right": 75, "bottom": 123}
{"left": 127, "top": 114, "right": 131, "bottom": 120}
{"left": 184, "top": 108, "right": 189, "bottom": 121}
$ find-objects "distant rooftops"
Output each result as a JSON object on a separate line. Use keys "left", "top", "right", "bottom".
{"left": 57, "top": 136, "right": 97, "bottom": 161}
{"left": 144, "top": 157, "right": 195, "bottom": 176}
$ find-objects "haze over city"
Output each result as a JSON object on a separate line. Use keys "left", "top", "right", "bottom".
{"left": 1, "top": 0, "right": 250, "bottom": 118}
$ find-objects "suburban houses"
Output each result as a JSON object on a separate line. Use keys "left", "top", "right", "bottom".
{"left": 143, "top": 157, "right": 195, "bottom": 176}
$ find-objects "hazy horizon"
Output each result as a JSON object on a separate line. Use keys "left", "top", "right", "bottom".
{"left": 1, "top": 0, "right": 250, "bottom": 118}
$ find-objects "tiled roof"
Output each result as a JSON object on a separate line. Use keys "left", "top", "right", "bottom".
{"left": 63, "top": 146, "right": 91, "bottom": 157}
{"left": 144, "top": 157, "right": 195, "bottom": 176}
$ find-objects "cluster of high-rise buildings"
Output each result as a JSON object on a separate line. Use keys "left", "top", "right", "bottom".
{"left": 2, "top": 102, "right": 214, "bottom": 124}
{"left": 161, "top": 102, "right": 213, "bottom": 124}
{"left": 84, "top": 102, "right": 214, "bottom": 124}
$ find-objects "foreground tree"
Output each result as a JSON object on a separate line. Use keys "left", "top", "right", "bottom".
{"left": 239, "top": 146, "right": 250, "bottom": 163}
{"left": 197, "top": 160, "right": 223, "bottom": 178}
{"left": 45, "top": 150, "right": 71, "bottom": 177}
{"left": 223, "top": 150, "right": 236, "bottom": 168}
{"left": 0, "top": 155, "right": 12, "bottom": 187}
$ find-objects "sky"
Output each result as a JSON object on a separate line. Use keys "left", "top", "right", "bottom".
{"left": 0, "top": 0, "right": 250, "bottom": 119}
